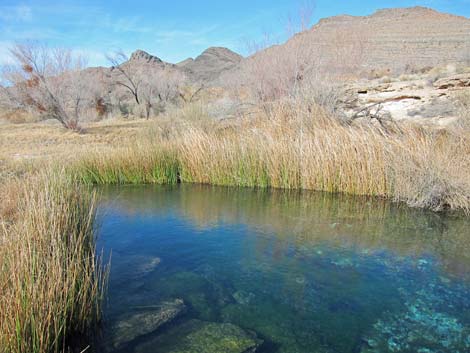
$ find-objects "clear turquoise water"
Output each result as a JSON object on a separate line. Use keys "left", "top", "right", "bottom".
{"left": 96, "top": 184, "right": 470, "bottom": 353}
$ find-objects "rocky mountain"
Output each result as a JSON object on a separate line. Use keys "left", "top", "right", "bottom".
{"left": 177, "top": 47, "right": 243, "bottom": 83}
{"left": 248, "top": 6, "right": 470, "bottom": 75}
{"left": 75, "top": 5, "right": 470, "bottom": 111}
{"left": 116, "top": 7, "right": 470, "bottom": 86}
{"left": 129, "top": 49, "right": 165, "bottom": 66}
{"left": 112, "top": 47, "right": 243, "bottom": 85}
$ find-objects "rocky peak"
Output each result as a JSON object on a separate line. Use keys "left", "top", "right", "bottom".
{"left": 195, "top": 47, "right": 243, "bottom": 64}
{"left": 178, "top": 47, "right": 243, "bottom": 83}
{"left": 129, "top": 50, "right": 163, "bottom": 64}
{"left": 176, "top": 58, "right": 195, "bottom": 67}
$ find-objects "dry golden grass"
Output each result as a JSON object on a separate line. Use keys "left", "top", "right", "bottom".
{"left": 2, "top": 101, "right": 469, "bottom": 214}
{"left": 0, "top": 171, "right": 106, "bottom": 353}
{"left": 0, "top": 118, "right": 153, "bottom": 162}
{"left": 70, "top": 100, "right": 470, "bottom": 213}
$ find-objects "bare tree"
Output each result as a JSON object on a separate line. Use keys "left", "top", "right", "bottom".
{"left": 178, "top": 83, "right": 204, "bottom": 105}
{"left": 234, "top": 2, "right": 321, "bottom": 103}
{"left": 285, "top": 0, "right": 315, "bottom": 36}
{"left": 239, "top": 31, "right": 321, "bottom": 103}
{"left": 236, "top": 0, "right": 368, "bottom": 111}
{"left": 140, "top": 69, "right": 186, "bottom": 119}
{"left": 106, "top": 51, "right": 141, "bottom": 105}
{"left": 106, "top": 51, "right": 186, "bottom": 118}
{"left": 0, "top": 43, "right": 95, "bottom": 130}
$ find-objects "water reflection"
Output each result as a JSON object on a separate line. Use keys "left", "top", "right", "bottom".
{"left": 99, "top": 184, "right": 470, "bottom": 280}
{"left": 96, "top": 184, "right": 470, "bottom": 353}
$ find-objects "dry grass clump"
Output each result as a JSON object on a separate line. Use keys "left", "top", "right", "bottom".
{"left": 73, "top": 98, "right": 470, "bottom": 213}
{"left": 174, "top": 103, "right": 387, "bottom": 194}
{"left": 0, "top": 171, "right": 106, "bottom": 353}
{"left": 0, "top": 109, "right": 38, "bottom": 124}
{"left": 390, "top": 130, "right": 470, "bottom": 212}
{"left": 455, "top": 89, "right": 470, "bottom": 131}
{"left": 0, "top": 176, "right": 23, "bottom": 224}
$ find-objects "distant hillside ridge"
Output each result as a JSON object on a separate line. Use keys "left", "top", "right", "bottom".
{"left": 248, "top": 6, "right": 470, "bottom": 75}
{"left": 176, "top": 47, "right": 243, "bottom": 83}
{"left": 90, "top": 6, "right": 470, "bottom": 89}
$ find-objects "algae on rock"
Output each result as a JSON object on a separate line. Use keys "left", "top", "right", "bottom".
{"left": 135, "top": 319, "right": 263, "bottom": 353}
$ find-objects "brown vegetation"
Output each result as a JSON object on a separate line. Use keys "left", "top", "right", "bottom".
{"left": 68, "top": 97, "right": 470, "bottom": 214}
{"left": 0, "top": 43, "right": 101, "bottom": 130}
{"left": 0, "top": 171, "right": 106, "bottom": 353}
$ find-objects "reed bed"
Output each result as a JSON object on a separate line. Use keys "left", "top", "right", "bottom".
{"left": 72, "top": 100, "right": 470, "bottom": 213}
{"left": 0, "top": 171, "right": 106, "bottom": 353}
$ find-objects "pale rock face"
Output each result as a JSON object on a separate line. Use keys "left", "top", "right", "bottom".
{"left": 434, "top": 73, "right": 470, "bottom": 89}
{"left": 345, "top": 72, "right": 470, "bottom": 125}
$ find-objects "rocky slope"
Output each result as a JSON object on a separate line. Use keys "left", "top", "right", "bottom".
{"left": 248, "top": 6, "right": 470, "bottom": 76}
{"left": 177, "top": 47, "right": 243, "bottom": 83}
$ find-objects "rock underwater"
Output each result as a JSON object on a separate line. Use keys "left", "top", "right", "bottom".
{"left": 109, "top": 298, "right": 186, "bottom": 349}
{"left": 134, "top": 319, "right": 263, "bottom": 353}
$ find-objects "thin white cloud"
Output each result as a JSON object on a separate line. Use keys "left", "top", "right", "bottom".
{"left": 0, "top": 4, "right": 33, "bottom": 22}
{"left": 99, "top": 14, "right": 153, "bottom": 34}
{"left": 153, "top": 25, "right": 219, "bottom": 44}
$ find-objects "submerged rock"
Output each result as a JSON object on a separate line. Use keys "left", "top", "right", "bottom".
{"left": 232, "top": 290, "right": 255, "bottom": 305}
{"left": 144, "top": 271, "right": 234, "bottom": 321}
{"left": 109, "top": 299, "right": 186, "bottom": 349}
{"left": 135, "top": 319, "right": 263, "bottom": 353}
{"left": 361, "top": 287, "right": 470, "bottom": 353}
{"left": 137, "top": 256, "right": 161, "bottom": 274}
{"left": 221, "top": 302, "right": 328, "bottom": 353}
{"left": 111, "top": 254, "right": 162, "bottom": 284}
{"left": 331, "top": 257, "right": 354, "bottom": 268}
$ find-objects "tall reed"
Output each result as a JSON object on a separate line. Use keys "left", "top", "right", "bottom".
{"left": 71, "top": 100, "right": 470, "bottom": 213}
{"left": 0, "top": 171, "right": 106, "bottom": 353}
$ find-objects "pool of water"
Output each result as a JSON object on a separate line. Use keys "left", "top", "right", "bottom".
{"left": 95, "top": 184, "right": 470, "bottom": 353}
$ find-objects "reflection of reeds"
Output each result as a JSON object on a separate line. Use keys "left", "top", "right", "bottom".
{"left": 100, "top": 184, "right": 470, "bottom": 278}
{"left": 74, "top": 101, "right": 470, "bottom": 213}
{"left": 0, "top": 172, "right": 106, "bottom": 353}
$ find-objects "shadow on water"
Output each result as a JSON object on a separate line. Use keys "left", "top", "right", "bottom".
{"left": 94, "top": 184, "right": 470, "bottom": 353}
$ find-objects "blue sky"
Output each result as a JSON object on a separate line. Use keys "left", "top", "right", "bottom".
{"left": 1, "top": 0, "right": 469, "bottom": 67}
